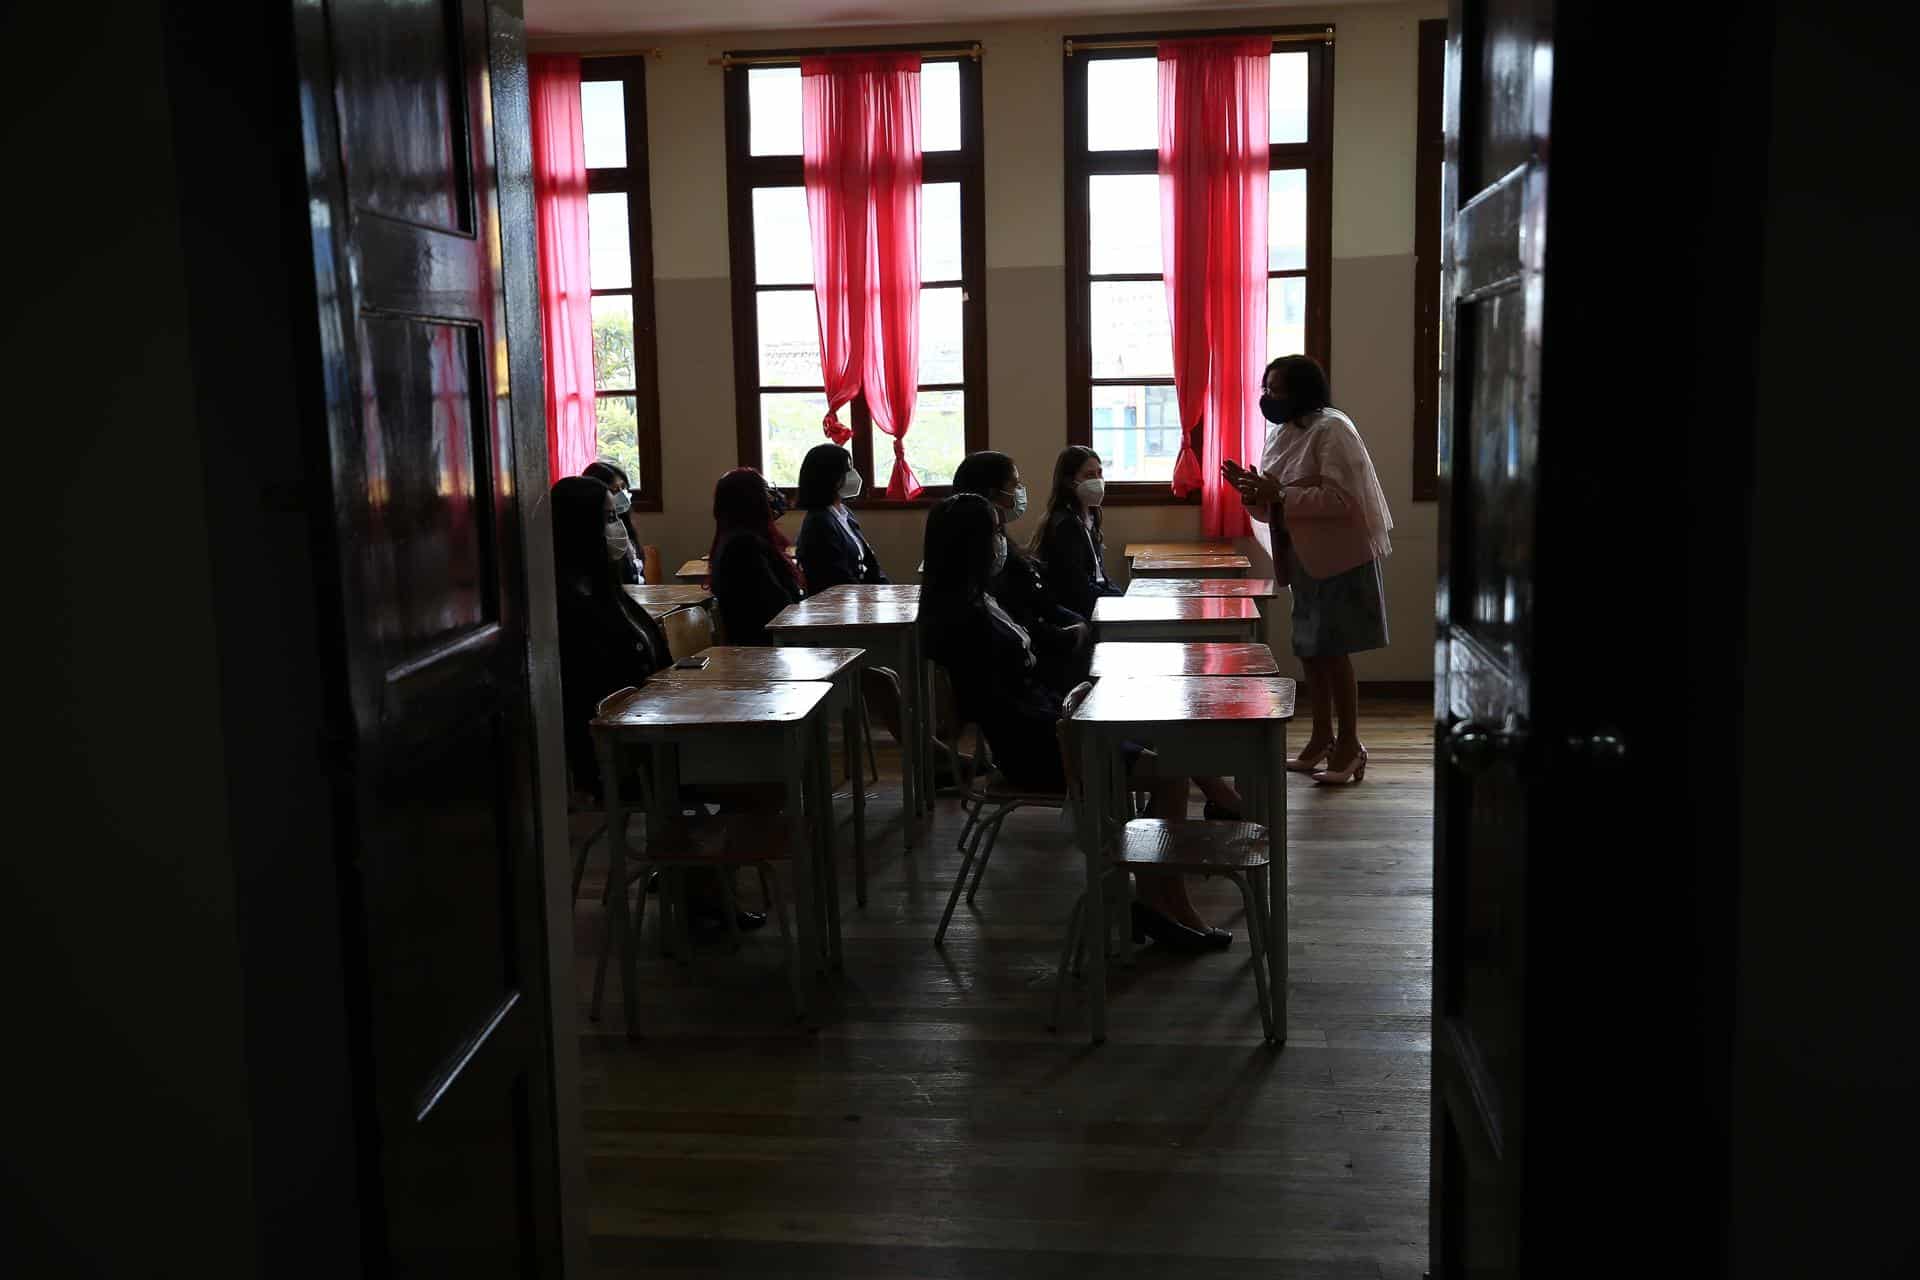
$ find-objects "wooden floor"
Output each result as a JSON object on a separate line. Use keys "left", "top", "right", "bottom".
{"left": 576, "top": 694, "right": 1433, "bottom": 1279}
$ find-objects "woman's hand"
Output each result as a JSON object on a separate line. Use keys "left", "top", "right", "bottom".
{"left": 1231, "top": 470, "right": 1283, "bottom": 507}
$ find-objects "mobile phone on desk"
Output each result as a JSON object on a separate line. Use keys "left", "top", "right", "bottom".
{"left": 673, "top": 655, "right": 711, "bottom": 670}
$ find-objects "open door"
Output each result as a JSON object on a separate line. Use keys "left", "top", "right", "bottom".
{"left": 291, "top": 0, "right": 561, "bottom": 1271}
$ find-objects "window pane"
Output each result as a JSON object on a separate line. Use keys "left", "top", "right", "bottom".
{"left": 757, "top": 290, "right": 821, "bottom": 387}
{"left": 1270, "top": 168, "right": 1307, "bottom": 270}
{"left": 753, "top": 186, "right": 812, "bottom": 285}
{"left": 1270, "top": 52, "right": 1309, "bottom": 144}
{"left": 906, "top": 390, "right": 966, "bottom": 486}
{"left": 760, "top": 392, "right": 829, "bottom": 488}
{"left": 1089, "top": 173, "right": 1161, "bottom": 274}
{"left": 923, "top": 60, "right": 960, "bottom": 152}
{"left": 591, "top": 295, "right": 635, "bottom": 390}
{"left": 1268, "top": 275, "right": 1307, "bottom": 360}
{"left": 595, "top": 395, "right": 640, "bottom": 485}
{"left": 1091, "top": 384, "right": 1182, "bottom": 483}
{"left": 919, "top": 286, "right": 963, "bottom": 384}
{"left": 922, "top": 182, "right": 962, "bottom": 282}
{"left": 749, "top": 67, "right": 802, "bottom": 155}
{"left": 580, "top": 81, "right": 627, "bottom": 168}
{"left": 588, "top": 193, "right": 631, "bottom": 289}
{"left": 1090, "top": 279, "right": 1171, "bottom": 379}
{"left": 1087, "top": 57, "right": 1157, "bottom": 150}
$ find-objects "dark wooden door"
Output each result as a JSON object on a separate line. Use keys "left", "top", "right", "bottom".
{"left": 292, "top": 0, "right": 559, "bottom": 1272}
{"left": 1430, "top": 1, "right": 1554, "bottom": 1274}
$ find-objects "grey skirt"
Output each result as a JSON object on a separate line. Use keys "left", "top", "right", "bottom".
{"left": 1287, "top": 549, "right": 1389, "bottom": 658}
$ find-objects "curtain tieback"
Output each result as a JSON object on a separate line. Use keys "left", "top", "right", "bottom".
{"left": 822, "top": 409, "right": 853, "bottom": 446}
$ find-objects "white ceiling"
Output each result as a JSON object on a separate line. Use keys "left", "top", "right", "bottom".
{"left": 526, "top": 0, "right": 1380, "bottom": 38}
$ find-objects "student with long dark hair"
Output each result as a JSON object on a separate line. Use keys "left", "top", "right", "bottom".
{"left": 794, "top": 443, "right": 887, "bottom": 591}
{"left": 1226, "top": 354, "right": 1394, "bottom": 785}
{"left": 707, "top": 467, "right": 803, "bottom": 647}
{"left": 921, "top": 494, "right": 1241, "bottom": 951}
{"left": 583, "top": 459, "right": 642, "bottom": 585}
{"left": 1033, "top": 445, "right": 1123, "bottom": 618}
{"left": 951, "top": 450, "right": 1090, "bottom": 692}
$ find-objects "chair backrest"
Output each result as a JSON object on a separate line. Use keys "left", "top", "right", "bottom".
{"left": 659, "top": 604, "right": 715, "bottom": 659}
{"left": 594, "top": 686, "right": 641, "bottom": 720}
{"left": 640, "top": 543, "right": 663, "bottom": 584}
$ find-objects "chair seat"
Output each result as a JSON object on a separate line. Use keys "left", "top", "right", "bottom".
{"left": 1113, "top": 819, "right": 1270, "bottom": 871}
{"left": 640, "top": 814, "right": 795, "bottom": 865}
{"left": 977, "top": 771, "right": 1065, "bottom": 804}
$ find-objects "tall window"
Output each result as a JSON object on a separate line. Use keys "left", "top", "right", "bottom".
{"left": 724, "top": 46, "right": 987, "bottom": 498}
{"left": 580, "top": 57, "right": 663, "bottom": 509}
{"left": 1064, "top": 28, "right": 1334, "bottom": 497}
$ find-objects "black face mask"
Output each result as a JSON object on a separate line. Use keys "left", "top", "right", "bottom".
{"left": 1259, "top": 394, "right": 1293, "bottom": 426}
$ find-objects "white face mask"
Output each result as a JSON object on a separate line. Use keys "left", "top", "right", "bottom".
{"left": 990, "top": 534, "right": 1008, "bottom": 578}
{"left": 838, "top": 470, "right": 863, "bottom": 500}
{"left": 1001, "top": 483, "right": 1028, "bottom": 521}
{"left": 610, "top": 488, "right": 632, "bottom": 516}
{"left": 604, "top": 518, "right": 631, "bottom": 561}
{"left": 1075, "top": 477, "right": 1106, "bottom": 508}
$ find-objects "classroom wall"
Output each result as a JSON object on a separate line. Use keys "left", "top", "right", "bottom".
{"left": 543, "top": 2, "right": 1444, "bottom": 679}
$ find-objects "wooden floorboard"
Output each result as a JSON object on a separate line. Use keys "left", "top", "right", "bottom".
{"left": 577, "top": 695, "right": 1434, "bottom": 1278}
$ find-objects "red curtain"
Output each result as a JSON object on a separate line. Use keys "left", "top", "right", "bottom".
{"left": 802, "top": 54, "right": 924, "bottom": 499}
{"left": 1159, "top": 38, "right": 1270, "bottom": 536}
{"left": 530, "top": 55, "right": 598, "bottom": 482}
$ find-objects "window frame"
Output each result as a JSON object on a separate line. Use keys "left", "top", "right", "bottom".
{"left": 722, "top": 42, "right": 989, "bottom": 507}
{"left": 1063, "top": 25, "right": 1335, "bottom": 503}
{"left": 580, "top": 56, "right": 664, "bottom": 512}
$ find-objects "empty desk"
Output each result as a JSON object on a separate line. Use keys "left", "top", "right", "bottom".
{"left": 1123, "top": 540, "right": 1236, "bottom": 561}
{"left": 673, "top": 558, "right": 709, "bottom": 583}
{"left": 1088, "top": 641, "right": 1279, "bottom": 678}
{"left": 1125, "top": 576, "right": 1280, "bottom": 627}
{"left": 1092, "top": 595, "right": 1260, "bottom": 643}
{"left": 1130, "top": 553, "right": 1252, "bottom": 580}
{"left": 623, "top": 584, "right": 715, "bottom": 621}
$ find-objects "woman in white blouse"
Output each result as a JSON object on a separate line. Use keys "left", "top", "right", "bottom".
{"left": 1225, "top": 355, "right": 1394, "bottom": 784}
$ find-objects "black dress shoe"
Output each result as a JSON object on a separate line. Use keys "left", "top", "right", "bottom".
{"left": 690, "top": 909, "right": 768, "bottom": 936}
{"left": 1131, "top": 902, "right": 1232, "bottom": 952}
{"left": 1202, "top": 801, "right": 1243, "bottom": 821}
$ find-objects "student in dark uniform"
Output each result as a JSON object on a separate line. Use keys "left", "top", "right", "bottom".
{"left": 705, "top": 467, "right": 803, "bottom": 647}
{"left": 951, "top": 450, "right": 1091, "bottom": 693}
{"left": 919, "top": 494, "right": 1237, "bottom": 951}
{"left": 1033, "top": 446, "right": 1123, "bottom": 618}
{"left": 582, "top": 459, "right": 642, "bottom": 585}
{"left": 794, "top": 443, "right": 887, "bottom": 590}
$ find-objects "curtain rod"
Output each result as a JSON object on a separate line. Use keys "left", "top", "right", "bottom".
{"left": 709, "top": 43, "right": 982, "bottom": 68}
{"left": 1065, "top": 29, "right": 1333, "bottom": 56}
{"left": 571, "top": 47, "right": 665, "bottom": 59}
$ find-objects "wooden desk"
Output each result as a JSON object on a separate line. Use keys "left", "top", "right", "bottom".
{"left": 1088, "top": 642, "right": 1279, "bottom": 678}
{"left": 1123, "top": 540, "right": 1236, "bottom": 561}
{"left": 1092, "top": 595, "right": 1260, "bottom": 643}
{"left": 673, "top": 558, "right": 708, "bottom": 583}
{"left": 1129, "top": 553, "right": 1252, "bottom": 580}
{"left": 623, "top": 584, "right": 714, "bottom": 620}
{"left": 1071, "top": 675, "right": 1296, "bottom": 1042}
{"left": 1125, "top": 575, "right": 1280, "bottom": 630}
{"left": 592, "top": 680, "right": 838, "bottom": 1026}
{"left": 767, "top": 585, "right": 929, "bottom": 847}
{"left": 646, "top": 645, "right": 870, "bottom": 906}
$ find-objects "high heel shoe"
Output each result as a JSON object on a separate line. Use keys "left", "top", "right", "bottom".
{"left": 1287, "top": 743, "right": 1334, "bottom": 773}
{"left": 1131, "top": 902, "right": 1232, "bottom": 952}
{"left": 1311, "top": 747, "right": 1368, "bottom": 785}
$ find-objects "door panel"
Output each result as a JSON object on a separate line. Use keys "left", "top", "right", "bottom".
{"left": 1433, "top": 0, "right": 1551, "bottom": 1275}
{"left": 293, "top": 0, "right": 558, "bottom": 1272}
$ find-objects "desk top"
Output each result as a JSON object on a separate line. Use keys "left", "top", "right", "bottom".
{"left": 1074, "top": 675, "right": 1297, "bottom": 724}
{"left": 1089, "top": 642, "right": 1279, "bottom": 678}
{"left": 623, "top": 584, "right": 713, "bottom": 610}
{"left": 592, "top": 679, "right": 832, "bottom": 731}
{"left": 1124, "top": 540, "right": 1237, "bottom": 559}
{"left": 648, "top": 645, "right": 865, "bottom": 683}
{"left": 1125, "top": 577, "right": 1278, "bottom": 600}
{"left": 1092, "top": 596, "right": 1260, "bottom": 624}
{"left": 768, "top": 584, "right": 919, "bottom": 630}
{"left": 1130, "top": 553, "right": 1253, "bottom": 572}
{"left": 673, "top": 558, "right": 709, "bottom": 581}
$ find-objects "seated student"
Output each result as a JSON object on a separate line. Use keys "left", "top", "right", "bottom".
{"left": 583, "top": 459, "right": 642, "bottom": 585}
{"left": 950, "top": 450, "right": 1091, "bottom": 693}
{"left": 795, "top": 443, "right": 887, "bottom": 590}
{"left": 706, "top": 468, "right": 803, "bottom": 647}
{"left": 1033, "top": 446, "right": 1123, "bottom": 619}
{"left": 920, "top": 494, "right": 1242, "bottom": 951}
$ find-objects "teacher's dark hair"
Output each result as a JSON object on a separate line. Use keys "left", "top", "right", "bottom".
{"left": 1263, "top": 354, "right": 1332, "bottom": 417}
{"left": 796, "top": 443, "right": 854, "bottom": 510}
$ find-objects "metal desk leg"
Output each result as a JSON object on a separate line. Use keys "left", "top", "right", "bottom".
{"left": 783, "top": 723, "right": 816, "bottom": 1022}
{"left": 1266, "top": 720, "right": 1288, "bottom": 1043}
{"left": 844, "top": 671, "right": 868, "bottom": 907}
{"left": 894, "top": 632, "right": 919, "bottom": 847}
{"left": 812, "top": 710, "right": 843, "bottom": 970}
{"left": 1078, "top": 725, "right": 1109, "bottom": 1045}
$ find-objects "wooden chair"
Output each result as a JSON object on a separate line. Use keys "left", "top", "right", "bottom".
{"left": 657, "top": 603, "right": 714, "bottom": 660}
{"left": 1049, "top": 694, "right": 1277, "bottom": 1039}
{"left": 640, "top": 543, "right": 663, "bottom": 585}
